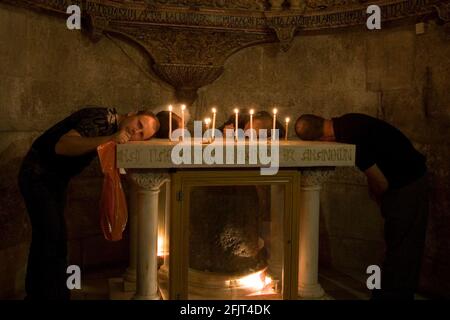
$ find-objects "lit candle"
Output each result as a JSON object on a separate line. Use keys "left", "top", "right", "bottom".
{"left": 249, "top": 109, "right": 254, "bottom": 141}
{"left": 234, "top": 108, "right": 239, "bottom": 141}
{"left": 272, "top": 108, "right": 278, "bottom": 134}
{"left": 285, "top": 117, "right": 290, "bottom": 141}
{"left": 205, "top": 117, "right": 211, "bottom": 143}
{"left": 181, "top": 104, "right": 186, "bottom": 141}
{"left": 211, "top": 107, "right": 217, "bottom": 140}
{"left": 168, "top": 104, "right": 173, "bottom": 140}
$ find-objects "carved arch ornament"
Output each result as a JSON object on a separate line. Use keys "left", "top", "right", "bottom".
{"left": 2, "top": 0, "right": 447, "bottom": 105}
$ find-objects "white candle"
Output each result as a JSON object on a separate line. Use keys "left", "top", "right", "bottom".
{"left": 205, "top": 117, "right": 211, "bottom": 143}
{"left": 234, "top": 108, "right": 239, "bottom": 141}
{"left": 285, "top": 117, "right": 290, "bottom": 141}
{"left": 249, "top": 109, "right": 254, "bottom": 141}
{"left": 212, "top": 108, "right": 217, "bottom": 139}
{"left": 181, "top": 104, "right": 186, "bottom": 141}
{"left": 168, "top": 105, "right": 173, "bottom": 140}
{"left": 272, "top": 108, "right": 278, "bottom": 133}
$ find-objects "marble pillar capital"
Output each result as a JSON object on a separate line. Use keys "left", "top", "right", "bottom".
{"left": 129, "top": 170, "right": 170, "bottom": 192}
{"left": 300, "top": 168, "right": 334, "bottom": 189}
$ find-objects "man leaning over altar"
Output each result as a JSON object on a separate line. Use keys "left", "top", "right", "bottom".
{"left": 295, "top": 113, "right": 428, "bottom": 300}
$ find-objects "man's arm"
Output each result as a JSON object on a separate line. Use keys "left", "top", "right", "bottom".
{"left": 364, "top": 164, "right": 389, "bottom": 204}
{"left": 55, "top": 128, "right": 133, "bottom": 156}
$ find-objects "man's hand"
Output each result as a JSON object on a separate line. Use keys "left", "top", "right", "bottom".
{"left": 113, "top": 128, "right": 145, "bottom": 144}
{"left": 364, "top": 164, "right": 389, "bottom": 205}
{"left": 113, "top": 128, "right": 133, "bottom": 144}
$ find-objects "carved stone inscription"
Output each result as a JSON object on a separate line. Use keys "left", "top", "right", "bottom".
{"left": 10, "top": 0, "right": 438, "bottom": 31}
{"left": 116, "top": 141, "right": 356, "bottom": 168}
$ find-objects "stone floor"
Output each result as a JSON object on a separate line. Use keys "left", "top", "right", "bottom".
{"left": 319, "top": 268, "right": 371, "bottom": 300}
{"left": 11, "top": 265, "right": 428, "bottom": 300}
{"left": 71, "top": 266, "right": 374, "bottom": 300}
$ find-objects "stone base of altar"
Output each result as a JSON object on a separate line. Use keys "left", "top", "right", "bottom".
{"left": 107, "top": 276, "right": 333, "bottom": 300}
{"left": 108, "top": 278, "right": 164, "bottom": 300}
{"left": 123, "top": 279, "right": 136, "bottom": 292}
{"left": 297, "top": 292, "right": 333, "bottom": 300}
{"left": 158, "top": 266, "right": 281, "bottom": 300}
{"left": 108, "top": 278, "right": 135, "bottom": 300}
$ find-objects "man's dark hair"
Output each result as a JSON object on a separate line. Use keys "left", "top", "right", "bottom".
{"left": 155, "top": 111, "right": 180, "bottom": 139}
{"left": 218, "top": 108, "right": 251, "bottom": 132}
{"left": 253, "top": 111, "right": 286, "bottom": 138}
{"left": 295, "top": 114, "right": 325, "bottom": 140}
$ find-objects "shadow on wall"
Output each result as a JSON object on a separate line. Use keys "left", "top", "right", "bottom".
{"left": 419, "top": 143, "right": 450, "bottom": 299}
{"left": 0, "top": 136, "right": 34, "bottom": 299}
{"left": 318, "top": 167, "right": 385, "bottom": 286}
{"left": 319, "top": 160, "right": 450, "bottom": 299}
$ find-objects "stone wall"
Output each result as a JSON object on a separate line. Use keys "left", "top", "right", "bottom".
{"left": 0, "top": 2, "right": 449, "bottom": 299}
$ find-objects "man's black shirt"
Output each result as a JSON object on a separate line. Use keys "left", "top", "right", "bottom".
{"left": 332, "top": 113, "right": 426, "bottom": 189}
{"left": 29, "top": 107, "right": 119, "bottom": 179}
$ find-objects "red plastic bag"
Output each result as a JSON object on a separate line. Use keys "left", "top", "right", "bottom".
{"left": 97, "top": 141, "right": 128, "bottom": 241}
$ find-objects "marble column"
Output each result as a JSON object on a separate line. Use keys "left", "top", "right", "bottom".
{"left": 130, "top": 171, "right": 170, "bottom": 300}
{"left": 162, "top": 180, "right": 171, "bottom": 270}
{"left": 298, "top": 169, "right": 332, "bottom": 299}
{"left": 123, "top": 179, "right": 137, "bottom": 291}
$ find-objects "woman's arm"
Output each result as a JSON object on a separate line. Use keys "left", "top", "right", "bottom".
{"left": 54, "top": 128, "right": 132, "bottom": 156}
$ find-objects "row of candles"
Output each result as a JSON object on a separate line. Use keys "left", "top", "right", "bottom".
{"left": 168, "top": 105, "right": 290, "bottom": 141}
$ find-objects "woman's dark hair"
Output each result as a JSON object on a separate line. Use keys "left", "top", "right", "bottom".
{"left": 295, "top": 114, "right": 325, "bottom": 140}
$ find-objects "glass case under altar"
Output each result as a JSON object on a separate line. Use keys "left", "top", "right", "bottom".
{"left": 157, "top": 170, "right": 300, "bottom": 300}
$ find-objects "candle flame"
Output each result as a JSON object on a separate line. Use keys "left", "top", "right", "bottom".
{"left": 168, "top": 105, "right": 173, "bottom": 112}
{"left": 181, "top": 104, "right": 186, "bottom": 111}
{"left": 285, "top": 117, "right": 290, "bottom": 123}
{"left": 236, "top": 270, "right": 273, "bottom": 291}
{"left": 250, "top": 109, "right": 254, "bottom": 115}
{"left": 157, "top": 236, "right": 165, "bottom": 257}
{"left": 234, "top": 108, "right": 239, "bottom": 114}
{"left": 273, "top": 108, "right": 278, "bottom": 115}
{"left": 212, "top": 107, "right": 217, "bottom": 113}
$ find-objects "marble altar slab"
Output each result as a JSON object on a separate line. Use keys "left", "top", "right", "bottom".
{"left": 116, "top": 139, "right": 356, "bottom": 169}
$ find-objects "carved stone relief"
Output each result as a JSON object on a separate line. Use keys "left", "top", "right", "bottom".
{"left": 1, "top": 0, "right": 445, "bottom": 105}
{"left": 434, "top": 1, "right": 450, "bottom": 35}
